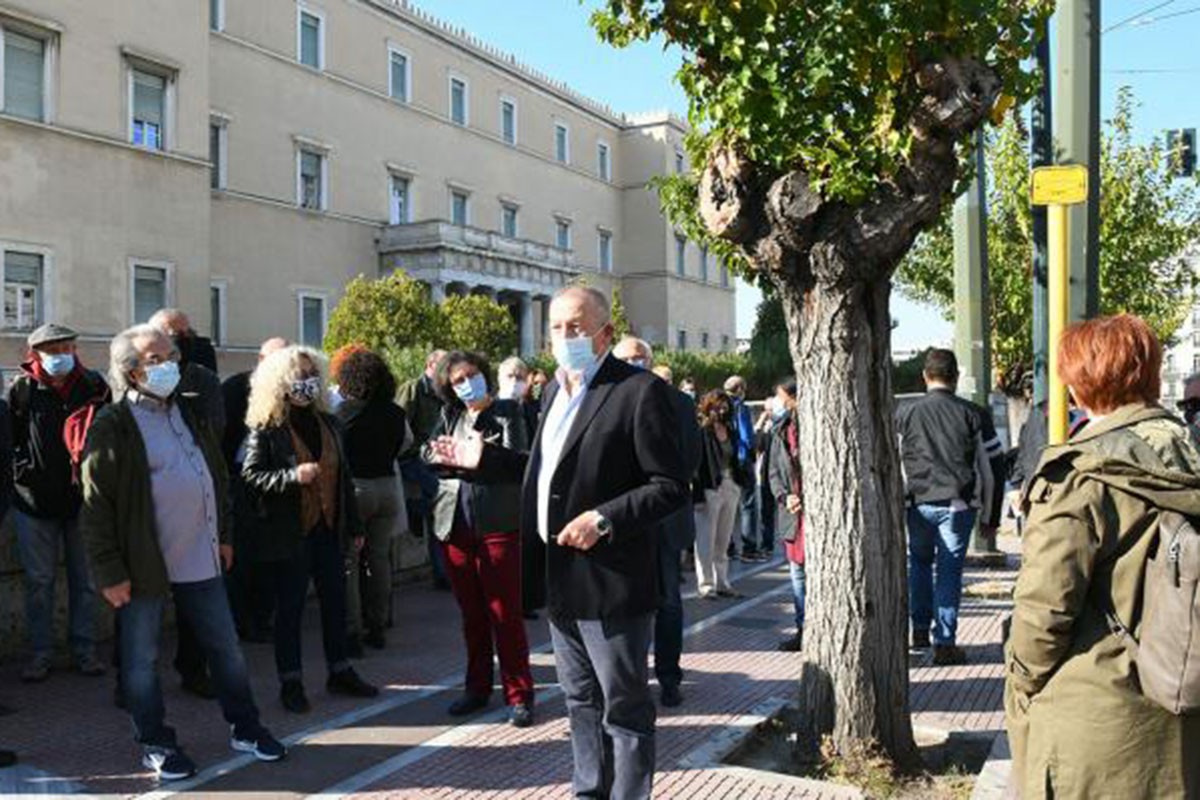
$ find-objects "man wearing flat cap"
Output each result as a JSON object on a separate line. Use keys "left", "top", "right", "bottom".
{"left": 8, "top": 323, "right": 111, "bottom": 682}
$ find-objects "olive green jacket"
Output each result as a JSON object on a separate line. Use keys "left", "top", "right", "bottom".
{"left": 396, "top": 375, "right": 443, "bottom": 452}
{"left": 80, "top": 396, "right": 230, "bottom": 598}
{"left": 1005, "top": 403, "right": 1200, "bottom": 799}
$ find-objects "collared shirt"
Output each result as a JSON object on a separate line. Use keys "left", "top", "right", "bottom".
{"left": 127, "top": 391, "right": 221, "bottom": 584}
{"left": 536, "top": 353, "right": 607, "bottom": 542}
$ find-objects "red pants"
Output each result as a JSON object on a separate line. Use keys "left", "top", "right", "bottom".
{"left": 442, "top": 528, "right": 534, "bottom": 707}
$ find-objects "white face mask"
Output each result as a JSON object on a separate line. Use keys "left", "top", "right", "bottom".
{"left": 553, "top": 333, "right": 599, "bottom": 373}
{"left": 499, "top": 379, "right": 527, "bottom": 400}
{"left": 138, "top": 361, "right": 181, "bottom": 399}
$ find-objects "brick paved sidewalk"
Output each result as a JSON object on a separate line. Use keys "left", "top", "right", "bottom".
{"left": 0, "top": 545, "right": 1016, "bottom": 799}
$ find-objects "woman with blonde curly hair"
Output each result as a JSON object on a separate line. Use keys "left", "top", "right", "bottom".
{"left": 242, "top": 346, "right": 378, "bottom": 713}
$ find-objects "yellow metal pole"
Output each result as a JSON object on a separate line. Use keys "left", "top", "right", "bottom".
{"left": 1048, "top": 203, "right": 1071, "bottom": 444}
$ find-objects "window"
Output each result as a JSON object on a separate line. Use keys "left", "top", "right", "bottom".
{"left": 677, "top": 329, "right": 687, "bottom": 350}
{"left": 555, "top": 123, "right": 569, "bottom": 164}
{"left": 701, "top": 332, "right": 710, "bottom": 350}
{"left": 297, "top": 148, "right": 325, "bottom": 210}
{"left": 1193, "top": 353, "right": 1200, "bottom": 374}
{"left": 3, "top": 250, "right": 43, "bottom": 330}
{"left": 132, "top": 264, "right": 168, "bottom": 323}
{"left": 501, "top": 204, "right": 519, "bottom": 238}
{"left": 209, "top": 282, "right": 226, "bottom": 345}
{"left": 451, "top": 190, "right": 469, "bottom": 225}
{"left": 675, "top": 235, "right": 687, "bottom": 276}
{"left": 556, "top": 219, "right": 572, "bottom": 250}
{"left": 388, "top": 47, "right": 409, "bottom": 102}
{"left": 209, "top": 119, "right": 227, "bottom": 190}
{"left": 720, "top": 262, "right": 729, "bottom": 288}
{"left": 298, "top": 292, "right": 326, "bottom": 348}
{"left": 700, "top": 246, "right": 709, "bottom": 282}
{"left": 500, "top": 97, "right": 517, "bottom": 145}
{"left": 598, "top": 230, "right": 612, "bottom": 272}
{"left": 449, "top": 76, "right": 468, "bottom": 126}
{"left": 675, "top": 150, "right": 685, "bottom": 173}
{"left": 722, "top": 335, "right": 730, "bottom": 352}
{"left": 209, "top": 0, "right": 224, "bottom": 31}
{"left": 1, "top": 28, "right": 47, "bottom": 122}
{"left": 1193, "top": 306, "right": 1200, "bottom": 327}
{"left": 131, "top": 68, "right": 166, "bottom": 150}
{"left": 597, "top": 141, "right": 611, "bottom": 181}
{"left": 389, "top": 174, "right": 410, "bottom": 225}
{"left": 298, "top": 8, "right": 323, "bottom": 69}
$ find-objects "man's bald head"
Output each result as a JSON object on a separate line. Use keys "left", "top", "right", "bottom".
{"left": 613, "top": 336, "right": 653, "bottom": 367}
{"left": 149, "top": 308, "right": 191, "bottom": 338}
{"left": 259, "top": 337, "right": 288, "bottom": 361}
{"left": 549, "top": 286, "right": 614, "bottom": 363}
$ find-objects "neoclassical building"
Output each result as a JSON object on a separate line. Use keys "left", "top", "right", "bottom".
{"left": 0, "top": 0, "right": 736, "bottom": 373}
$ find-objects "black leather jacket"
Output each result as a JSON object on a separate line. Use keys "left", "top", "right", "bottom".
{"left": 241, "top": 411, "right": 362, "bottom": 562}
{"left": 422, "top": 398, "right": 528, "bottom": 540}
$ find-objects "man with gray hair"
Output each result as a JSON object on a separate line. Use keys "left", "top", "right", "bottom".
{"left": 613, "top": 336, "right": 701, "bottom": 708}
{"left": 82, "top": 325, "right": 284, "bottom": 780}
{"left": 430, "top": 285, "right": 689, "bottom": 798}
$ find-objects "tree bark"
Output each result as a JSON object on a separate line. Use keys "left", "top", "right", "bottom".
{"left": 779, "top": 271, "right": 919, "bottom": 769}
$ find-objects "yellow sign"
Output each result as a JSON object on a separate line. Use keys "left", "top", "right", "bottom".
{"left": 1031, "top": 165, "right": 1089, "bottom": 206}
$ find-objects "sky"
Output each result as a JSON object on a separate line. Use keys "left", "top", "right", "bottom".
{"left": 414, "top": 0, "right": 1199, "bottom": 349}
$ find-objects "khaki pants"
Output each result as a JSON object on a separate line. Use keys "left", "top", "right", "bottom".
{"left": 346, "top": 475, "right": 406, "bottom": 637}
{"left": 694, "top": 474, "right": 741, "bottom": 596}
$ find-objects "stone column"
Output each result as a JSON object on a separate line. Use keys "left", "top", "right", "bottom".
{"left": 519, "top": 292, "right": 535, "bottom": 356}
{"left": 430, "top": 280, "right": 446, "bottom": 304}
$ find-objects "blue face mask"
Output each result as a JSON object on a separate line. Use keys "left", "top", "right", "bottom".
{"left": 40, "top": 352, "right": 75, "bottom": 377}
{"left": 138, "top": 361, "right": 181, "bottom": 399}
{"left": 771, "top": 403, "right": 789, "bottom": 422}
{"left": 453, "top": 373, "right": 489, "bottom": 404}
{"left": 553, "top": 334, "right": 599, "bottom": 374}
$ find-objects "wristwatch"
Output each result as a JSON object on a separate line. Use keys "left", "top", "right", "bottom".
{"left": 595, "top": 514, "right": 613, "bottom": 540}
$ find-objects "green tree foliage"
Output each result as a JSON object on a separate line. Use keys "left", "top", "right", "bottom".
{"left": 324, "top": 273, "right": 446, "bottom": 354}
{"left": 654, "top": 348, "right": 761, "bottom": 395}
{"left": 897, "top": 89, "right": 1200, "bottom": 393}
{"left": 611, "top": 287, "right": 633, "bottom": 339}
{"left": 442, "top": 294, "right": 519, "bottom": 361}
{"left": 747, "top": 292, "right": 792, "bottom": 384}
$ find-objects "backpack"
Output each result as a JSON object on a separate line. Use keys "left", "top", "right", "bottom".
{"left": 1101, "top": 509, "right": 1200, "bottom": 715}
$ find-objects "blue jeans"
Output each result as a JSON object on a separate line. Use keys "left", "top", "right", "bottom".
{"left": 654, "top": 537, "right": 684, "bottom": 689}
{"left": 737, "top": 475, "right": 758, "bottom": 555}
{"left": 120, "top": 576, "right": 260, "bottom": 748}
{"left": 907, "top": 504, "right": 976, "bottom": 645}
{"left": 789, "top": 561, "right": 806, "bottom": 630}
{"left": 14, "top": 512, "right": 98, "bottom": 659}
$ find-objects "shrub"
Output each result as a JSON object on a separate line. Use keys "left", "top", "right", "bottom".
{"left": 325, "top": 273, "right": 446, "bottom": 354}
{"left": 442, "top": 294, "right": 518, "bottom": 361}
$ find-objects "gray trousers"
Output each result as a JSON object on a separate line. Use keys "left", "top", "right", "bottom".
{"left": 550, "top": 613, "right": 656, "bottom": 800}
{"left": 346, "top": 476, "right": 406, "bottom": 637}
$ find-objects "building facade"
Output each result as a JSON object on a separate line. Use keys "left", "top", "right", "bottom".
{"left": 0, "top": 0, "right": 736, "bottom": 373}
{"left": 1160, "top": 247, "right": 1200, "bottom": 404}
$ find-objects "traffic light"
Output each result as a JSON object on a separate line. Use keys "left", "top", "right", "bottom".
{"left": 1166, "top": 128, "right": 1196, "bottom": 178}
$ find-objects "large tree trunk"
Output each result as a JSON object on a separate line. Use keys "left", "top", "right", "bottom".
{"left": 779, "top": 273, "right": 919, "bottom": 768}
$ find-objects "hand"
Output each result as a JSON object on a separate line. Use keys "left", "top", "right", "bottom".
{"left": 555, "top": 510, "right": 605, "bottom": 551}
{"left": 428, "top": 433, "right": 483, "bottom": 470}
{"left": 103, "top": 581, "right": 132, "bottom": 608}
{"left": 785, "top": 494, "right": 802, "bottom": 515}
{"left": 219, "top": 544, "right": 234, "bottom": 571}
{"left": 296, "top": 462, "right": 320, "bottom": 485}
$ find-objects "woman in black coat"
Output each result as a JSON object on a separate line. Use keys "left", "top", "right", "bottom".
{"left": 241, "top": 345, "right": 378, "bottom": 713}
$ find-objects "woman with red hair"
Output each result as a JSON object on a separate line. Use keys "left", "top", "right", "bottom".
{"left": 1005, "top": 314, "right": 1200, "bottom": 798}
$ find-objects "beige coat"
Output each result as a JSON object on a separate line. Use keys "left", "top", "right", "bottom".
{"left": 1005, "top": 404, "right": 1200, "bottom": 799}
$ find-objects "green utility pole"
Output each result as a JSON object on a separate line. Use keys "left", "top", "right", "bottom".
{"left": 1031, "top": 23, "right": 1052, "bottom": 406}
{"left": 954, "top": 131, "right": 1000, "bottom": 558}
{"left": 1054, "top": 0, "right": 1101, "bottom": 320}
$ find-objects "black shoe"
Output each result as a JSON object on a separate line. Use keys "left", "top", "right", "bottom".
{"left": 716, "top": 588, "right": 745, "bottom": 599}
{"left": 363, "top": 629, "right": 386, "bottom": 650}
{"left": 231, "top": 725, "right": 287, "bottom": 762}
{"left": 447, "top": 693, "right": 489, "bottom": 716}
{"left": 346, "top": 636, "right": 364, "bottom": 659}
{"left": 933, "top": 644, "right": 967, "bottom": 666}
{"left": 509, "top": 703, "right": 534, "bottom": 728}
{"left": 522, "top": 610, "right": 539, "bottom": 620}
{"left": 660, "top": 684, "right": 683, "bottom": 708}
{"left": 911, "top": 629, "right": 931, "bottom": 650}
{"left": 181, "top": 672, "right": 217, "bottom": 700}
{"left": 280, "top": 680, "right": 311, "bottom": 713}
{"left": 778, "top": 631, "right": 803, "bottom": 652}
{"left": 142, "top": 746, "right": 196, "bottom": 781}
{"left": 0, "top": 749, "right": 16, "bottom": 768}
{"left": 327, "top": 667, "right": 379, "bottom": 698}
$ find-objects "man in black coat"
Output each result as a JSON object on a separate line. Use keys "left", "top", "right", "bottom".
{"left": 612, "top": 337, "right": 701, "bottom": 709}
{"left": 429, "top": 287, "right": 688, "bottom": 800}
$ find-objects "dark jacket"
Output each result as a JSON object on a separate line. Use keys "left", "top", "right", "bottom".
{"left": 693, "top": 425, "right": 740, "bottom": 502}
{"left": 396, "top": 374, "right": 443, "bottom": 451}
{"left": 79, "top": 396, "right": 229, "bottom": 597}
{"left": 0, "top": 399, "right": 12, "bottom": 521}
{"left": 240, "top": 411, "right": 363, "bottom": 562}
{"left": 423, "top": 399, "right": 528, "bottom": 540}
{"left": 337, "top": 397, "right": 410, "bottom": 479}
{"left": 896, "top": 387, "right": 1006, "bottom": 527}
{"left": 181, "top": 361, "right": 225, "bottom": 435}
{"left": 221, "top": 370, "right": 252, "bottom": 469}
{"left": 473, "top": 355, "right": 689, "bottom": 621}
{"left": 767, "top": 418, "right": 800, "bottom": 541}
{"left": 660, "top": 388, "right": 701, "bottom": 551}
{"left": 9, "top": 366, "right": 111, "bottom": 519}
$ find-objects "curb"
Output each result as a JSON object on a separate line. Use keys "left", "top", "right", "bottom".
{"left": 970, "top": 731, "right": 1013, "bottom": 800}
